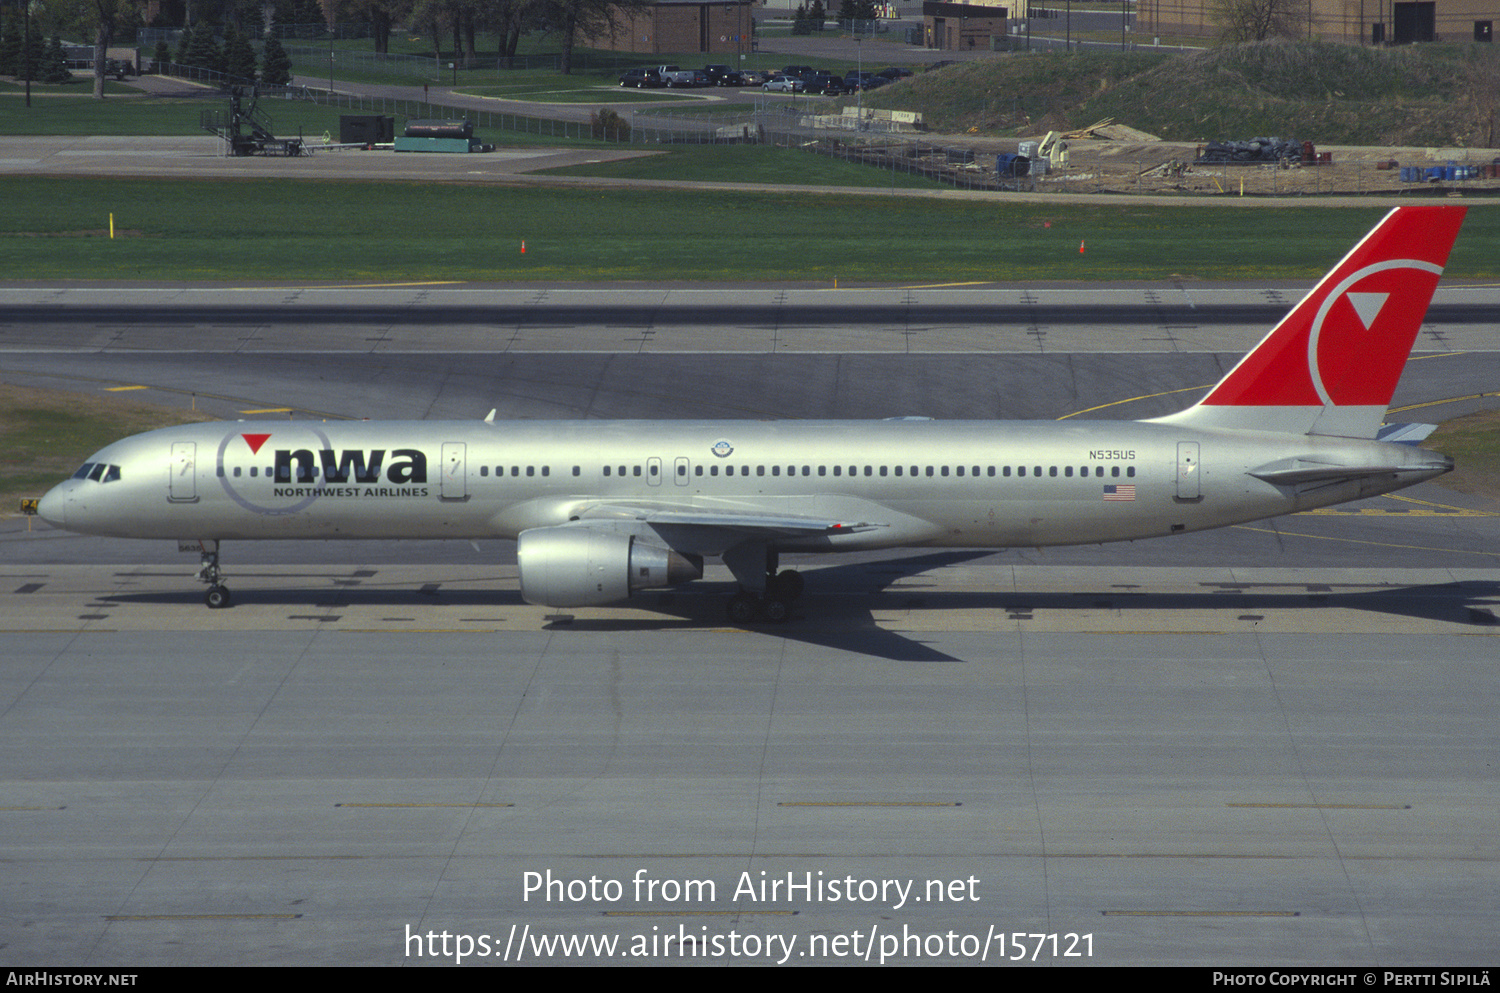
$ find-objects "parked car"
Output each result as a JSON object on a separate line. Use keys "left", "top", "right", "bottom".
{"left": 762, "top": 74, "right": 804, "bottom": 93}
{"left": 654, "top": 65, "right": 697, "bottom": 86}
{"left": 877, "top": 67, "right": 913, "bottom": 81}
{"left": 800, "top": 71, "right": 843, "bottom": 96}
{"left": 667, "top": 68, "right": 709, "bottom": 87}
{"left": 618, "top": 67, "right": 664, "bottom": 88}
{"left": 738, "top": 69, "right": 769, "bottom": 87}
{"left": 842, "top": 70, "right": 876, "bottom": 92}
{"left": 703, "top": 64, "right": 745, "bottom": 86}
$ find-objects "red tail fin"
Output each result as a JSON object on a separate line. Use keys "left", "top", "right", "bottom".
{"left": 1158, "top": 206, "right": 1465, "bottom": 438}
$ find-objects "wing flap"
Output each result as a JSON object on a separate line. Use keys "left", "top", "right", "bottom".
{"left": 576, "top": 502, "right": 887, "bottom": 537}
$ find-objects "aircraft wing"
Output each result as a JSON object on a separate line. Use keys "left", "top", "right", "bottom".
{"left": 575, "top": 502, "right": 888, "bottom": 537}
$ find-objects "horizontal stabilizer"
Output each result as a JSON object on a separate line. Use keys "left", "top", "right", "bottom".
{"left": 1375, "top": 422, "right": 1439, "bottom": 445}
{"left": 1249, "top": 455, "right": 1452, "bottom": 486}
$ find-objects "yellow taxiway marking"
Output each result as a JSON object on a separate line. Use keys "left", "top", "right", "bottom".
{"left": 106, "top": 914, "right": 303, "bottom": 921}
{"left": 315, "top": 281, "right": 465, "bottom": 289}
{"left": 1389, "top": 390, "right": 1500, "bottom": 414}
{"left": 1057, "top": 385, "right": 1208, "bottom": 419}
{"left": 1101, "top": 910, "right": 1298, "bottom": 917}
{"left": 777, "top": 801, "right": 961, "bottom": 807}
{"left": 238, "top": 408, "right": 294, "bottom": 414}
{"left": 335, "top": 802, "right": 514, "bottom": 808}
{"left": 104, "top": 385, "right": 149, "bottom": 391}
{"left": 604, "top": 910, "right": 796, "bottom": 917}
{"left": 1300, "top": 493, "right": 1496, "bottom": 518}
{"left": 894, "top": 281, "right": 998, "bottom": 289}
{"left": 1232, "top": 526, "right": 1497, "bottom": 556}
{"left": 228, "top": 281, "right": 466, "bottom": 290}
{"left": 1228, "top": 803, "right": 1411, "bottom": 809}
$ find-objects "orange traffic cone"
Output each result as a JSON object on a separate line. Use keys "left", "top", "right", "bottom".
{"left": 521, "top": 240, "right": 526, "bottom": 254}
{"left": 1079, "top": 240, "right": 1085, "bottom": 254}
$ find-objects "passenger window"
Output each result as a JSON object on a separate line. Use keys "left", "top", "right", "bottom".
{"left": 1064, "top": 466, "right": 1073, "bottom": 477}
{"left": 1127, "top": 466, "right": 1136, "bottom": 477}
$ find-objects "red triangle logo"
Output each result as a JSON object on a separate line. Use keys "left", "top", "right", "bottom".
{"left": 242, "top": 433, "right": 272, "bottom": 454}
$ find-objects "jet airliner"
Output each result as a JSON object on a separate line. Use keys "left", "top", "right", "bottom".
{"left": 37, "top": 206, "right": 1467, "bottom": 621}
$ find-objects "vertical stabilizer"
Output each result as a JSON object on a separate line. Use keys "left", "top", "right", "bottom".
{"left": 1151, "top": 206, "right": 1466, "bottom": 438}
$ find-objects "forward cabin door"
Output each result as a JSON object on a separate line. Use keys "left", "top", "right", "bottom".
{"left": 441, "top": 442, "right": 468, "bottom": 500}
{"left": 169, "top": 442, "right": 197, "bottom": 503}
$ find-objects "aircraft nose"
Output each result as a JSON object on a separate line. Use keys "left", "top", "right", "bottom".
{"left": 37, "top": 483, "right": 69, "bottom": 528}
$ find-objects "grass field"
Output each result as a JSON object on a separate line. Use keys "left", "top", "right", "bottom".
{"left": 4, "top": 176, "right": 1498, "bottom": 283}
{"left": 0, "top": 383, "right": 212, "bottom": 513}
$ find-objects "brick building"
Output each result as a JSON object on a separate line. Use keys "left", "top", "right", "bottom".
{"left": 1137, "top": 0, "right": 1497, "bottom": 43}
{"left": 577, "top": 1, "right": 757, "bottom": 55}
{"left": 923, "top": 0, "right": 1011, "bottom": 49}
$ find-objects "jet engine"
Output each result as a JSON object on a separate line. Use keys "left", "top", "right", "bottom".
{"left": 516, "top": 527, "right": 703, "bottom": 607}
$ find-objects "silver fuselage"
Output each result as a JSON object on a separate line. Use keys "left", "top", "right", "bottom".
{"left": 39, "top": 418, "right": 1451, "bottom": 553}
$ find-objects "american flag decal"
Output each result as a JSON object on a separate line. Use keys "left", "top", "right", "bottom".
{"left": 1103, "top": 484, "right": 1136, "bottom": 502}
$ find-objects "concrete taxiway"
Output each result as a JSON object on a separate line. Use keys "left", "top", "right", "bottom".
{"left": 2, "top": 283, "right": 1497, "bottom": 966}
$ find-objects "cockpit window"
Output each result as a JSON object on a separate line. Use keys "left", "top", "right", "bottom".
{"left": 71, "top": 462, "right": 122, "bottom": 483}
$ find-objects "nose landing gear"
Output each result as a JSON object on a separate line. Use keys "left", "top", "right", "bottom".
{"left": 186, "top": 539, "right": 232, "bottom": 609}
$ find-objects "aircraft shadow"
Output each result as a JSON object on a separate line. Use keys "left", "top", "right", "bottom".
{"left": 97, "top": 562, "right": 1499, "bottom": 665}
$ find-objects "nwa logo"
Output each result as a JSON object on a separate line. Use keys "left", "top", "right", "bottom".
{"left": 273, "top": 447, "right": 428, "bottom": 484}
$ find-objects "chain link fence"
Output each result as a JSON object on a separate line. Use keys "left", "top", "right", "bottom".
{"left": 180, "top": 75, "right": 1499, "bottom": 196}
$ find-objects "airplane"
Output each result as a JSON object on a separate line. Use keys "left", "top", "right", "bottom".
{"left": 37, "top": 205, "right": 1466, "bottom": 621}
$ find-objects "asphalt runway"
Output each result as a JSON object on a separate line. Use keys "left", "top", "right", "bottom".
{"left": 2, "top": 283, "right": 1498, "bottom": 967}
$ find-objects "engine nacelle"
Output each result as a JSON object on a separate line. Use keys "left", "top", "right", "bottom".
{"left": 516, "top": 527, "right": 704, "bottom": 607}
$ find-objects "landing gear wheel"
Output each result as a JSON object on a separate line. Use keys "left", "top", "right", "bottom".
{"left": 770, "top": 569, "right": 804, "bottom": 601}
{"left": 726, "top": 592, "right": 759, "bottom": 624}
{"left": 761, "top": 596, "right": 791, "bottom": 623}
{"left": 205, "top": 585, "right": 232, "bottom": 609}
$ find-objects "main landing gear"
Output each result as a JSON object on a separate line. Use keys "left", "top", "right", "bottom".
{"left": 722, "top": 543, "right": 805, "bottom": 624}
{"left": 188, "top": 539, "right": 232, "bottom": 609}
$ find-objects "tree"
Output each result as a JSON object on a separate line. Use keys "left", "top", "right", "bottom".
{"left": 42, "top": 34, "right": 71, "bottom": 82}
{"left": 1210, "top": 0, "right": 1301, "bottom": 42}
{"left": 808, "top": 0, "right": 825, "bottom": 31}
{"left": 791, "top": 2, "right": 809, "bottom": 35}
{"left": 260, "top": 33, "right": 291, "bottom": 83}
{"left": 152, "top": 38, "right": 170, "bottom": 72}
{"left": 0, "top": 10, "right": 21, "bottom": 77}
{"left": 222, "top": 22, "right": 257, "bottom": 80}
